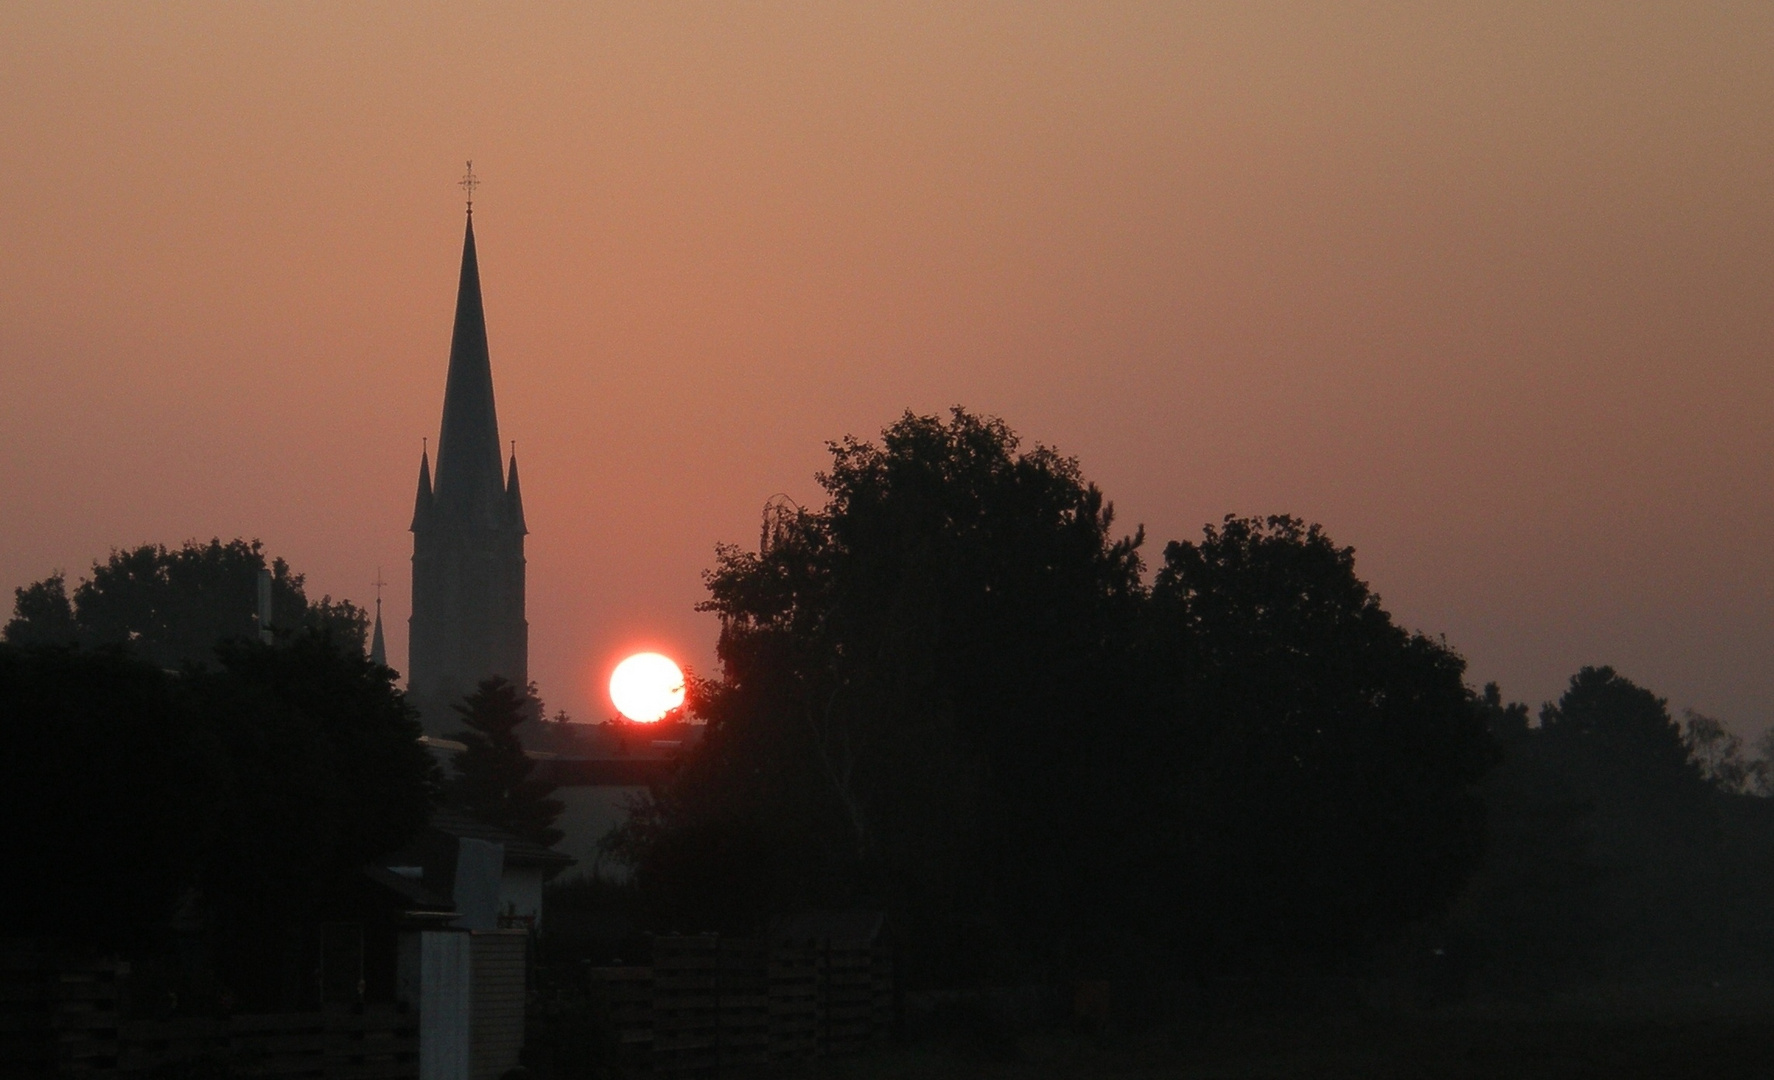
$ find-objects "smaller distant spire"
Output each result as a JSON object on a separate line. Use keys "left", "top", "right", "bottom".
{"left": 369, "top": 568, "right": 388, "bottom": 668}
{"left": 370, "top": 599, "right": 388, "bottom": 668}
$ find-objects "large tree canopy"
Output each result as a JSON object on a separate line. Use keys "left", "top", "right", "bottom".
{"left": 614, "top": 410, "right": 1150, "bottom": 979}
{"left": 5, "top": 538, "right": 369, "bottom": 667}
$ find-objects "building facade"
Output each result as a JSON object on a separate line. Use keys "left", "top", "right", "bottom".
{"left": 408, "top": 209, "right": 528, "bottom": 733}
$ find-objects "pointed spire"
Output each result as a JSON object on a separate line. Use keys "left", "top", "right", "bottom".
{"left": 411, "top": 442, "right": 434, "bottom": 531}
{"left": 505, "top": 443, "right": 528, "bottom": 535}
{"left": 369, "top": 598, "right": 388, "bottom": 667}
{"left": 432, "top": 211, "right": 506, "bottom": 526}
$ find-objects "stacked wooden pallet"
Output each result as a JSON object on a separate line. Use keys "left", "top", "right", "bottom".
{"left": 715, "top": 939, "right": 767, "bottom": 1070}
{"left": 223, "top": 1012, "right": 328, "bottom": 1079}
{"left": 322, "top": 1006, "right": 417, "bottom": 1080}
{"left": 765, "top": 942, "right": 818, "bottom": 1064}
{"left": 819, "top": 943, "right": 879, "bottom": 1057}
{"left": 586, "top": 932, "right": 892, "bottom": 1074}
{"left": 0, "top": 951, "right": 127, "bottom": 1078}
{"left": 0, "top": 949, "right": 417, "bottom": 1080}
{"left": 586, "top": 965, "right": 652, "bottom": 1071}
{"left": 651, "top": 936, "right": 719, "bottom": 1077}
{"left": 118, "top": 1017, "right": 232, "bottom": 1076}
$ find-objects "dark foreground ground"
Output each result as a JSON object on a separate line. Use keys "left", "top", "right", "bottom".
{"left": 776, "top": 999, "right": 1774, "bottom": 1080}
{"left": 527, "top": 983, "right": 1774, "bottom": 1079}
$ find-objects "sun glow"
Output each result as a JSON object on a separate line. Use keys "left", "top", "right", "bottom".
{"left": 609, "top": 652, "right": 686, "bottom": 723}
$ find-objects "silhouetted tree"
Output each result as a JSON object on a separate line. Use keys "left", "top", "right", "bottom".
{"left": 0, "top": 643, "right": 225, "bottom": 950}
{"left": 1533, "top": 667, "right": 1726, "bottom": 972}
{"left": 615, "top": 409, "right": 1154, "bottom": 980}
{"left": 1683, "top": 709, "right": 1765, "bottom": 795}
{"left": 1445, "top": 683, "right": 1611, "bottom": 984}
{"left": 4, "top": 539, "right": 370, "bottom": 667}
{"left": 1540, "top": 666, "right": 1698, "bottom": 793}
{"left": 182, "top": 630, "right": 438, "bottom": 1008}
{"left": 3, "top": 573, "right": 79, "bottom": 646}
{"left": 1151, "top": 515, "right": 1497, "bottom": 969}
{"left": 452, "top": 677, "right": 565, "bottom": 848}
{"left": 1444, "top": 668, "right": 1774, "bottom": 988}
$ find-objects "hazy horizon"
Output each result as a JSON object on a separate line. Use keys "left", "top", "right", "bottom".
{"left": 3, "top": 3, "right": 1770, "bottom": 730}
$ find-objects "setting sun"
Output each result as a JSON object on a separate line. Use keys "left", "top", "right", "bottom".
{"left": 609, "top": 652, "right": 686, "bottom": 723}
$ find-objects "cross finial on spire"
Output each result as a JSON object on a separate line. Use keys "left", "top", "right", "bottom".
{"left": 459, "top": 160, "right": 479, "bottom": 213}
{"left": 372, "top": 567, "right": 388, "bottom": 605}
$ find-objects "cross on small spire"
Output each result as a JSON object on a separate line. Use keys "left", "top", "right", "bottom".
{"left": 459, "top": 161, "right": 479, "bottom": 213}
{"left": 372, "top": 568, "right": 388, "bottom": 612}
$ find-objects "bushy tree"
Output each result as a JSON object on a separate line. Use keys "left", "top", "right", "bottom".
{"left": 614, "top": 410, "right": 1150, "bottom": 977}
{"left": 1444, "top": 684, "right": 1611, "bottom": 983}
{"left": 1540, "top": 666, "right": 1698, "bottom": 793}
{"left": 4, "top": 539, "right": 370, "bottom": 667}
{"left": 1682, "top": 710, "right": 1766, "bottom": 795}
{"left": 1152, "top": 515, "right": 1497, "bottom": 968}
{"left": 4, "top": 574, "right": 79, "bottom": 646}
{"left": 452, "top": 677, "right": 564, "bottom": 848}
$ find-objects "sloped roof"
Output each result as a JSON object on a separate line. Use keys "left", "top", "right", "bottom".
{"left": 360, "top": 864, "right": 456, "bottom": 914}
{"left": 430, "top": 806, "right": 574, "bottom": 868}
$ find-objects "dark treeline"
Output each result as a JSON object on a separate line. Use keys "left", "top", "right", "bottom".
{"left": 0, "top": 634, "right": 436, "bottom": 1010}
{"left": 1, "top": 540, "right": 435, "bottom": 1011}
{"left": 8, "top": 412, "right": 1773, "bottom": 1013}
{"left": 0, "top": 540, "right": 579, "bottom": 1013}
{"left": 1451, "top": 672, "right": 1774, "bottom": 991}
{"left": 6, "top": 538, "right": 370, "bottom": 664}
{"left": 604, "top": 409, "right": 1774, "bottom": 995}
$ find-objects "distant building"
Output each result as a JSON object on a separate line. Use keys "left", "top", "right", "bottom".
{"left": 408, "top": 205, "right": 529, "bottom": 734}
{"left": 528, "top": 720, "right": 700, "bottom": 877}
{"left": 391, "top": 807, "right": 575, "bottom": 930}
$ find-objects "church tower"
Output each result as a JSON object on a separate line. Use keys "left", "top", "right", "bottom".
{"left": 408, "top": 194, "right": 528, "bottom": 733}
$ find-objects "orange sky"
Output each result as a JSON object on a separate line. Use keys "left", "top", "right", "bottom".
{"left": 3, "top": 3, "right": 1771, "bottom": 730}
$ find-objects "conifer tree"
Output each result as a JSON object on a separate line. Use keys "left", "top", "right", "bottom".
{"left": 451, "top": 676, "right": 564, "bottom": 848}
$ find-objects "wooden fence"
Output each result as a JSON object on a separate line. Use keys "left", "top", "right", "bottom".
{"left": 1, "top": 952, "right": 417, "bottom": 1080}
{"left": 587, "top": 935, "right": 890, "bottom": 1076}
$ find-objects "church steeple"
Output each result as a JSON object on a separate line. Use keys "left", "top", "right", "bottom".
{"left": 432, "top": 210, "right": 506, "bottom": 526}
{"left": 408, "top": 183, "right": 529, "bottom": 734}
